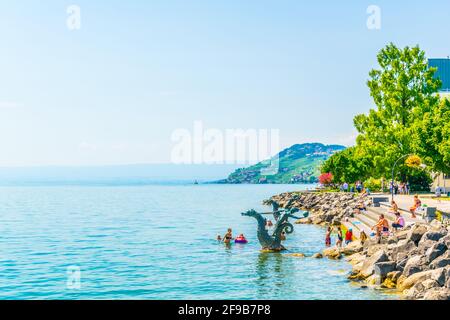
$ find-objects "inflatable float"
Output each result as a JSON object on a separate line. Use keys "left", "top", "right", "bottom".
{"left": 235, "top": 236, "right": 248, "bottom": 244}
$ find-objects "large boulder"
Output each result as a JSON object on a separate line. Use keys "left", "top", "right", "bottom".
{"left": 387, "top": 270, "right": 402, "bottom": 283}
{"left": 374, "top": 261, "right": 396, "bottom": 279}
{"left": 367, "top": 244, "right": 387, "bottom": 257}
{"left": 425, "top": 242, "right": 447, "bottom": 263}
{"left": 438, "top": 234, "right": 450, "bottom": 248}
{"left": 431, "top": 268, "right": 447, "bottom": 286}
{"left": 430, "top": 251, "right": 450, "bottom": 269}
{"left": 360, "top": 250, "right": 389, "bottom": 278}
{"left": 398, "top": 269, "right": 434, "bottom": 291}
{"left": 406, "top": 225, "right": 428, "bottom": 245}
{"left": 422, "top": 287, "right": 450, "bottom": 300}
{"left": 323, "top": 247, "right": 342, "bottom": 260}
{"left": 403, "top": 255, "right": 427, "bottom": 277}
{"left": 390, "top": 240, "right": 417, "bottom": 261}
{"left": 428, "top": 219, "right": 443, "bottom": 231}
{"left": 419, "top": 230, "right": 447, "bottom": 244}
{"left": 396, "top": 257, "right": 408, "bottom": 272}
{"left": 340, "top": 241, "right": 363, "bottom": 255}
{"left": 418, "top": 239, "right": 438, "bottom": 255}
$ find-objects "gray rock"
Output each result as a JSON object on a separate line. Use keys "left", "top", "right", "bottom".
{"left": 431, "top": 252, "right": 450, "bottom": 269}
{"left": 396, "top": 257, "right": 408, "bottom": 272}
{"left": 429, "top": 219, "right": 443, "bottom": 231}
{"left": 374, "top": 261, "right": 396, "bottom": 278}
{"left": 422, "top": 287, "right": 450, "bottom": 300}
{"left": 431, "top": 268, "right": 447, "bottom": 286}
{"left": 390, "top": 240, "right": 417, "bottom": 261}
{"left": 360, "top": 250, "right": 389, "bottom": 278}
{"left": 420, "top": 230, "right": 447, "bottom": 243}
{"left": 407, "top": 225, "right": 428, "bottom": 245}
{"left": 422, "top": 279, "right": 440, "bottom": 290}
{"left": 439, "top": 234, "right": 450, "bottom": 248}
{"left": 403, "top": 255, "right": 426, "bottom": 277}
{"left": 425, "top": 242, "right": 447, "bottom": 263}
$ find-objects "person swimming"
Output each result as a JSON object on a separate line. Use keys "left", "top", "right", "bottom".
{"left": 216, "top": 235, "right": 222, "bottom": 242}
{"left": 266, "top": 220, "right": 273, "bottom": 228}
{"left": 223, "top": 228, "right": 233, "bottom": 244}
{"left": 281, "top": 231, "right": 286, "bottom": 241}
{"left": 235, "top": 233, "right": 248, "bottom": 243}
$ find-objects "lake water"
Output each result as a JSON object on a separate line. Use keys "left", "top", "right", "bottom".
{"left": 0, "top": 184, "right": 395, "bottom": 300}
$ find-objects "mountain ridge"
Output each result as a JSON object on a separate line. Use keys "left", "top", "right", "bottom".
{"left": 218, "top": 143, "right": 346, "bottom": 184}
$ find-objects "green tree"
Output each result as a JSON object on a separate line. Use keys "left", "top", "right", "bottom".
{"left": 413, "top": 98, "right": 450, "bottom": 174}
{"left": 321, "top": 147, "right": 371, "bottom": 183}
{"left": 354, "top": 43, "right": 441, "bottom": 180}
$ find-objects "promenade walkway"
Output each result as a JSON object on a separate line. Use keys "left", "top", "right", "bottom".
{"left": 391, "top": 194, "right": 450, "bottom": 214}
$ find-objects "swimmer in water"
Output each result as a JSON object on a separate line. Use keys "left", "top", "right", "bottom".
{"left": 223, "top": 228, "right": 233, "bottom": 244}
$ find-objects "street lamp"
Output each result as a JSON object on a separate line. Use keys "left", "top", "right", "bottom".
{"left": 391, "top": 155, "right": 426, "bottom": 201}
{"left": 391, "top": 154, "right": 412, "bottom": 202}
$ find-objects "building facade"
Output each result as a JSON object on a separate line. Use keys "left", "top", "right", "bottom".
{"left": 429, "top": 58, "right": 450, "bottom": 92}
{"left": 432, "top": 173, "right": 450, "bottom": 194}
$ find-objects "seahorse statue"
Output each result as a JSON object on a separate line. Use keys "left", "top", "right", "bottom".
{"left": 241, "top": 208, "right": 300, "bottom": 251}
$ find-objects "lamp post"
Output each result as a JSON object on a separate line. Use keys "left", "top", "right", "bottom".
{"left": 391, "top": 154, "right": 411, "bottom": 202}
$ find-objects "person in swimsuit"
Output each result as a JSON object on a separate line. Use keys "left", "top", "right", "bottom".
{"left": 325, "top": 227, "right": 332, "bottom": 247}
{"left": 372, "top": 214, "right": 389, "bottom": 241}
{"left": 223, "top": 228, "right": 233, "bottom": 244}
{"left": 335, "top": 227, "right": 343, "bottom": 248}
{"left": 388, "top": 200, "right": 399, "bottom": 214}
{"left": 409, "top": 195, "right": 421, "bottom": 218}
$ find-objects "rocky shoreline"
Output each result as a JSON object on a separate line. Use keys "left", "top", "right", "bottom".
{"left": 264, "top": 192, "right": 450, "bottom": 300}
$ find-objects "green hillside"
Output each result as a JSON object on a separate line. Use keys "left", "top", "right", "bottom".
{"left": 218, "top": 143, "right": 346, "bottom": 184}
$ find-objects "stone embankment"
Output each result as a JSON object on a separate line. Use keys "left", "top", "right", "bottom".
{"left": 265, "top": 192, "right": 450, "bottom": 300}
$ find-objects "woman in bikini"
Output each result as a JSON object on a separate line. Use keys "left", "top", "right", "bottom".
{"left": 223, "top": 228, "right": 233, "bottom": 244}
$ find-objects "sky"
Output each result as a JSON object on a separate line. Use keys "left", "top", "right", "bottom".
{"left": 1, "top": 0, "right": 450, "bottom": 167}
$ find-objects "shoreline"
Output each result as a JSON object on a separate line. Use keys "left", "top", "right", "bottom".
{"left": 265, "top": 191, "right": 450, "bottom": 300}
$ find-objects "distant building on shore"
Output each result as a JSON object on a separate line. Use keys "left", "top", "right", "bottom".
{"left": 432, "top": 173, "right": 450, "bottom": 194}
{"left": 429, "top": 58, "right": 450, "bottom": 92}
{"left": 428, "top": 58, "right": 450, "bottom": 193}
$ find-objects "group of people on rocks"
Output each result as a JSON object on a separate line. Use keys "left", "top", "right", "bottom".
{"left": 325, "top": 226, "right": 354, "bottom": 247}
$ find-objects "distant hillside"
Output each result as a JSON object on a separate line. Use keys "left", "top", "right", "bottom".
{"left": 218, "top": 143, "right": 346, "bottom": 184}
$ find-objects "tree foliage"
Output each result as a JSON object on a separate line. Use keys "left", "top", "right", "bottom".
{"left": 322, "top": 43, "right": 449, "bottom": 188}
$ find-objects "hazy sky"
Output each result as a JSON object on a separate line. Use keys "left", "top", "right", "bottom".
{"left": 1, "top": 0, "right": 450, "bottom": 166}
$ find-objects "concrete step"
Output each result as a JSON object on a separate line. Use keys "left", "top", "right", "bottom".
{"left": 357, "top": 211, "right": 379, "bottom": 228}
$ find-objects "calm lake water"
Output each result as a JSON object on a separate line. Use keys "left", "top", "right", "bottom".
{"left": 0, "top": 184, "right": 395, "bottom": 299}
